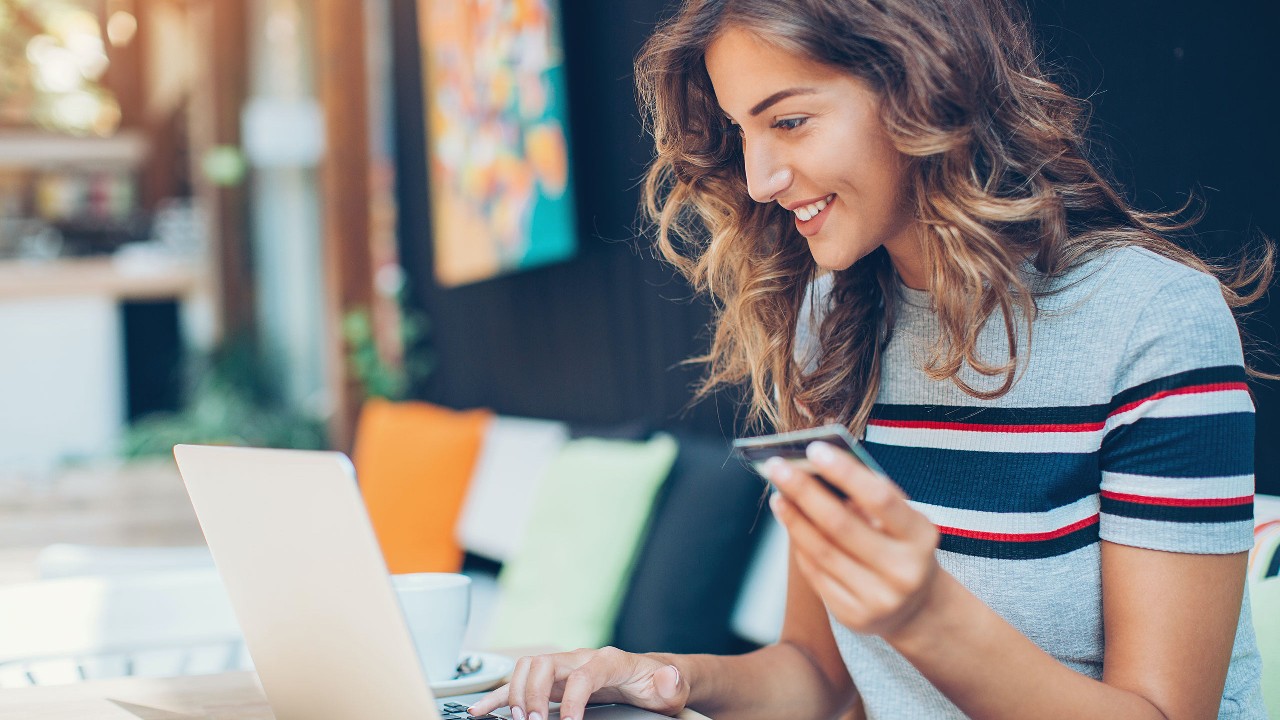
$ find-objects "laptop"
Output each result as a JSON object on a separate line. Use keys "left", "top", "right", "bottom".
{"left": 172, "top": 444, "right": 673, "bottom": 720}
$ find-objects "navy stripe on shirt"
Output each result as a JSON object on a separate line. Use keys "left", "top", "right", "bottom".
{"left": 1108, "top": 365, "right": 1248, "bottom": 414}
{"left": 865, "top": 442, "right": 1099, "bottom": 513}
{"left": 938, "top": 520, "right": 1100, "bottom": 560}
{"left": 1100, "top": 495, "right": 1254, "bottom": 524}
{"left": 870, "top": 403, "right": 1108, "bottom": 427}
{"left": 1101, "top": 413, "right": 1255, "bottom": 478}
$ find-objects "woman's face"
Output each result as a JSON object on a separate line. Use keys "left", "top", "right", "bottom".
{"left": 705, "top": 27, "right": 921, "bottom": 278}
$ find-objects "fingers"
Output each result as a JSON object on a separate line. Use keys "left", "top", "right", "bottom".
{"left": 769, "top": 442, "right": 929, "bottom": 542}
{"left": 808, "top": 442, "right": 907, "bottom": 528}
{"left": 466, "top": 683, "right": 509, "bottom": 715}
{"left": 793, "top": 528, "right": 941, "bottom": 637}
{"left": 791, "top": 543, "right": 871, "bottom": 623}
{"left": 506, "top": 655, "right": 532, "bottom": 719}
{"left": 468, "top": 648, "right": 686, "bottom": 720}
{"left": 767, "top": 467, "right": 898, "bottom": 570}
{"left": 557, "top": 660, "right": 601, "bottom": 720}
{"left": 771, "top": 491, "right": 891, "bottom": 582}
{"left": 521, "top": 654, "right": 559, "bottom": 720}
{"left": 563, "top": 650, "right": 690, "bottom": 720}
{"left": 469, "top": 650, "right": 580, "bottom": 718}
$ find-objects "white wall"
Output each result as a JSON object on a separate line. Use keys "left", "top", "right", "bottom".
{"left": 0, "top": 296, "right": 123, "bottom": 470}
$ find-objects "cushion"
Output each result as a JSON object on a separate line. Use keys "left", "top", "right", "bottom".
{"left": 487, "top": 433, "right": 678, "bottom": 649}
{"left": 352, "top": 399, "right": 491, "bottom": 574}
{"left": 612, "top": 432, "right": 770, "bottom": 654}
{"left": 455, "top": 416, "right": 570, "bottom": 562}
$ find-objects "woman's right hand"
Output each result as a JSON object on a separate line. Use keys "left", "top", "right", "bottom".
{"left": 464, "top": 646, "right": 689, "bottom": 720}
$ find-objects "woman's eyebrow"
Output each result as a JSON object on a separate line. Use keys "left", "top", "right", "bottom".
{"left": 749, "top": 87, "right": 819, "bottom": 116}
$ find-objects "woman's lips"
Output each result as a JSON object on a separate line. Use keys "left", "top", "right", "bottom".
{"left": 794, "top": 194, "right": 835, "bottom": 237}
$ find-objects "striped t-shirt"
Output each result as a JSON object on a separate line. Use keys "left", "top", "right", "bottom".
{"left": 796, "top": 246, "right": 1266, "bottom": 719}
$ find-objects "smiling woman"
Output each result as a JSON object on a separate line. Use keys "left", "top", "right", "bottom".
{"left": 462, "top": 1, "right": 1274, "bottom": 720}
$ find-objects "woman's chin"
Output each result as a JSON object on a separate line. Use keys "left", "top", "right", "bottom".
{"left": 807, "top": 240, "right": 873, "bottom": 273}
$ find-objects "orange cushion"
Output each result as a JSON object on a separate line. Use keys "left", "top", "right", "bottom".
{"left": 352, "top": 399, "right": 492, "bottom": 574}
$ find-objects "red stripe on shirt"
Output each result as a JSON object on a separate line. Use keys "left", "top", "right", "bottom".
{"left": 938, "top": 514, "right": 1100, "bottom": 543}
{"left": 868, "top": 419, "right": 1105, "bottom": 433}
{"left": 1109, "top": 382, "right": 1250, "bottom": 418}
{"left": 1100, "top": 490, "right": 1254, "bottom": 508}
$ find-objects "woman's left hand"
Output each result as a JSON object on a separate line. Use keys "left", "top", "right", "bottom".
{"left": 766, "top": 441, "right": 942, "bottom": 641}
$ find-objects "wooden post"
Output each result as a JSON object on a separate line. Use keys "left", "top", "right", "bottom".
{"left": 314, "top": 0, "right": 376, "bottom": 452}
{"left": 185, "top": 0, "right": 254, "bottom": 344}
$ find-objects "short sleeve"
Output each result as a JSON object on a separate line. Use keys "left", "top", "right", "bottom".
{"left": 1098, "top": 269, "right": 1256, "bottom": 554}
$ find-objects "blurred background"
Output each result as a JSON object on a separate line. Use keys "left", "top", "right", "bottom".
{"left": 0, "top": 0, "right": 1276, "bottom": 689}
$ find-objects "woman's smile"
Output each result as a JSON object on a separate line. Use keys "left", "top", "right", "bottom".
{"left": 790, "top": 193, "right": 836, "bottom": 237}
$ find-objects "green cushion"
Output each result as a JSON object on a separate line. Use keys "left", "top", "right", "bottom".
{"left": 488, "top": 434, "right": 678, "bottom": 650}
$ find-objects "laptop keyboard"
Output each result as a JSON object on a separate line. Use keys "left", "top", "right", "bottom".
{"left": 438, "top": 700, "right": 614, "bottom": 719}
{"left": 439, "top": 702, "right": 502, "bottom": 719}
{"left": 438, "top": 702, "right": 501, "bottom": 719}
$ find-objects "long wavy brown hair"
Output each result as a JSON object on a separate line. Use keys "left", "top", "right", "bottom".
{"left": 635, "top": 0, "right": 1274, "bottom": 436}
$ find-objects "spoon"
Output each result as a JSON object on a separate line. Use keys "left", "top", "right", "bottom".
{"left": 453, "top": 653, "right": 484, "bottom": 679}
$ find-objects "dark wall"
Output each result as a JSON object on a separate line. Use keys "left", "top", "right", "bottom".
{"left": 390, "top": 0, "right": 1278, "bottom": 491}
{"left": 1026, "top": 0, "right": 1280, "bottom": 492}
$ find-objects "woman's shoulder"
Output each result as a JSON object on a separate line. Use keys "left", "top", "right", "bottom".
{"left": 1036, "top": 244, "right": 1223, "bottom": 314}
{"left": 1073, "top": 246, "right": 1243, "bottom": 379}
{"left": 1099, "top": 244, "right": 1216, "bottom": 289}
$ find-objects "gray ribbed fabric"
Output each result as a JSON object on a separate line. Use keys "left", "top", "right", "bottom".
{"left": 794, "top": 247, "right": 1266, "bottom": 719}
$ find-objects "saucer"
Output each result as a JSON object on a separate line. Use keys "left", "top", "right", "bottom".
{"left": 430, "top": 651, "right": 515, "bottom": 697}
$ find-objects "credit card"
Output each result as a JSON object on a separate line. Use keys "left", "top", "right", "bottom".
{"left": 733, "top": 423, "right": 887, "bottom": 501}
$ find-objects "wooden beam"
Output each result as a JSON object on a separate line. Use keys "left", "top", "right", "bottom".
{"left": 314, "top": 0, "right": 376, "bottom": 452}
{"left": 185, "top": 0, "right": 254, "bottom": 344}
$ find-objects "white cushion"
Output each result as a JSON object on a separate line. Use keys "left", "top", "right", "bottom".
{"left": 455, "top": 416, "right": 570, "bottom": 562}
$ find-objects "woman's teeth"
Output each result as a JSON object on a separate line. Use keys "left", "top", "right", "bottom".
{"left": 794, "top": 194, "right": 835, "bottom": 222}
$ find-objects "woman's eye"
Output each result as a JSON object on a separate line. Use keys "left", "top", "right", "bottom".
{"left": 772, "top": 117, "right": 808, "bottom": 131}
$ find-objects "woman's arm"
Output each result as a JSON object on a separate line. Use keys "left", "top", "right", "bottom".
{"left": 889, "top": 545, "right": 1245, "bottom": 719}
{"left": 768, "top": 442, "right": 1246, "bottom": 720}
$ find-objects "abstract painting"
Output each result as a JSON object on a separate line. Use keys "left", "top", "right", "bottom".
{"left": 419, "top": 0, "right": 577, "bottom": 287}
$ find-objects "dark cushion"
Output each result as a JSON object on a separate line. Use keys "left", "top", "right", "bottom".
{"left": 611, "top": 431, "right": 770, "bottom": 654}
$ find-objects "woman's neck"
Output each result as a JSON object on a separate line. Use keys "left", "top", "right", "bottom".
{"left": 884, "top": 227, "right": 929, "bottom": 291}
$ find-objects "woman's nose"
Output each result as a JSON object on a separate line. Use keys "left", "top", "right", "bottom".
{"left": 743, "top": 139, "right": 792, "bottom": 204}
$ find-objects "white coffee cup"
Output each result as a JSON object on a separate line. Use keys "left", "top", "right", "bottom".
{"left": 391, "top": 572, "right": 472, "bottom": 683}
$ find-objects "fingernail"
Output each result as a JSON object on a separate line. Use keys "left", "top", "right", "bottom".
{"left": 769, "top": 493, "right": 781, "bottom": 512}
{"left": 765, "top": 457, "right": 792, "bottom": 483}
{"left": 511, "top": 708, "right": 525, "bottom": 720}
{"left": 807, "top": 441, "right": 837, "bottom": 462}
{"left": 530, "top": 713, "right": 543, "bottom": 720}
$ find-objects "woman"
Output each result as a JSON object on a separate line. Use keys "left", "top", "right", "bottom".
{"left": 469, "top": 0, "right": 1272, "bottom": 718}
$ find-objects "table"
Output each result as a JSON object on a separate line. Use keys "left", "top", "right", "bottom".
{"left": 0, "top": 671, "right": 713, "bottom": 720}
{"left": 0, "top": 459, "right": 202, "bottom": 586}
